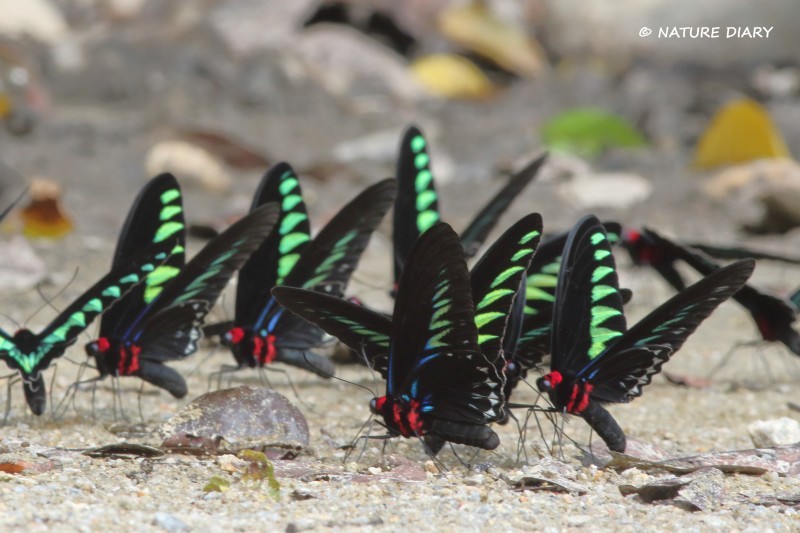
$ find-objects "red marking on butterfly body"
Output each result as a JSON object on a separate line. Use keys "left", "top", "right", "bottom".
{"left": 754, "top": 313, "right": 776, "bottom": 341}
{"left": 96, "top": 337, "right": 110, "bottom": 353}
{"left": 118, "top": 344, "right": 141, "bottom": 375}
{"left": 567, "top": 382, "right": 593, "bottom": 414}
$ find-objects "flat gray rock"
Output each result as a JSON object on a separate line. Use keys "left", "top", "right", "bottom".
{"left": 157, "top": 386, "right": 309, "bottom": 451}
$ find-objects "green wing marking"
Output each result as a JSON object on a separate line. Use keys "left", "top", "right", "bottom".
{"left": 0, "top": 245, "right": 172, "bottom": 375}
{"left": 275, "top": 170, "right": 311, "bottom": 283}
{"left": 472, "top": 220, "right": 542, "bottom": 348}
{"left": 144, "top": 187, "right": 185, "bottom": 303}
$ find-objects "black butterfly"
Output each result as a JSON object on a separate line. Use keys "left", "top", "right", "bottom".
{"left": 210, "top": 165, "right": 396, "bottom": 378}
{"left": 537, "top": 215, "right": 754, "bottom": 452}
{"left": 273, "top": 218, "right": 542, "bottom": 451}
{"left": 504, "top": 222, "right": 630, "bottom": 404}
{"left": 686, "top": 242, "right": 800, "bottom": 265}
{"left": 83, "top": 174, "right": 280, "bottom": 398}
{"left": 630, "top": 228, "right": 800, "bottom": 356}
{"left": 393, "top": 125, "right": 545, "bottom": 289}
{"left": 0, "top": 240, "right": 176, "bottom": 415}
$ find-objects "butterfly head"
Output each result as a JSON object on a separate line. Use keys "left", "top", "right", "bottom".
{"left": 12, "top": 328, "right": 38, "bottom": 351}
{"left": 223, "top": 327, "right": 246, "bottom": 347}
{"left": 536, "top": 371, "right": 563, "bottom": 394}
{"left": 369, "top": 395, "right": 387, "bottom": 416}
{"left": 85, "top": 337, "right": 111, "bottom": 359}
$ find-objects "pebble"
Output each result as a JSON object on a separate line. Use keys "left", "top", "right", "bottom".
{"left": 152, "top": 512, "right": 188, "bottom": 532}
{"left": 145, "top": 140, "right": 232, "bottom": 194}
{"left": 748, "top": 417, "right": 800, "bottom": 447}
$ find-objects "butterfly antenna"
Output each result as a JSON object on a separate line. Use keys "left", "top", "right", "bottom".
{"left": 0, "top": 313, "right": 21, "bottom": 331}
{"left": 26, "top": 267, "right": 80, "bottom": 325}
{"left": 327, "top": 358, "right": 378, "bottom": 399}
{"left": 706, "top": 340, "right": 756, "bottom": 379}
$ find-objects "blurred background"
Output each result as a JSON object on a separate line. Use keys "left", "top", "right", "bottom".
{"left": 0, "top": 0, "right": 799, "bottom": 283}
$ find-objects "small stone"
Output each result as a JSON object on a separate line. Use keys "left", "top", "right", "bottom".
{"left": 748, "top": 418, "right": 800, "bottom": 447}
{"left": 558, "top": 172, "right": 652, "bottom": 209}
{"left": 218, "top": 454, "right": 247, "bottom": 473}
{"left": 157, "top": 386, "right": 309, "bottom": 451}
{"left": 367, "top": 467, "right": 381, "bottom": 475}
{"left": 146, "top": 140, "right": 232, "bottom": 194}
{"left": 424, "top": 461, "right": 438, "bottom": 474}
{"left": 152, "top": 512, "right": 188, "bottom": 532}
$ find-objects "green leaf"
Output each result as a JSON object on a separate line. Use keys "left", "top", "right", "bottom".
{"left": 541, "top": 108, "right": 647, "bottom": 156}
{"left": 238, "top": 450, "right": 280, "bottom": 500}
{"left": 203, "top": 476, "right": 231, "bottom": 493}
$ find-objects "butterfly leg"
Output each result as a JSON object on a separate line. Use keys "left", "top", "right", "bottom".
{"left": 2, "top": 374, "right": 20, "bottom": 425}
{"left": 261, "top": 365, "right": 317, "bottom": 413}
{"left": 137, "top": 381, "right": 146, "bottom": 425}
{"left": 207, "top": 365, "right": 241, "bottom": 391}
{"left": 706, "top": 340, "right": 764, "bottom": 379}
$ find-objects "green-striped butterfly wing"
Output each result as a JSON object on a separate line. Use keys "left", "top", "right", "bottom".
{"left": 236, "top": 163, "right": 311, "bottom": 325}
{"left": 579, "top": 259, "right": 754, "bottom": 403}
{"left": 100, "top": 173, "right": 186, "bottom": 338}
{"left": 393, "top": 125, "right": 440, "bottom": 286}
{"left": 270, "top": 286, "right": 392, "bottom": 370}
{"left": 253, "top": 179, "right": 396, "bottom": 336}
{"left": 150, "top": 203, "right": 280, "bottom": 316}
{"left": 469, "top": 214, "right": 542, "bottom": 361}
{"left": 0, "top": 240, "right": 176, "bottom": 378}
{"left": 550, "top": 216, "right": 627, "bottom": 374}
{"left": 518, "top": 221, "right": 624, "bottom": 368}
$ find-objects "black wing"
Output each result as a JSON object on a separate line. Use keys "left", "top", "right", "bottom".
{"left": 469, "top": 213, "right": 542, "bottom": 360}
{"left": 147, "top": 203, "right": 279, "bottom": 317}
{"left": 101, "top": 174, "right": 186, "bottom": 337}
{"left": 550, "top": 215, "right": 627, "bottom": 375}
{"left": 580, "top": 260, "right": 755, "bottom": 403}
{"left": 235, "top": 163, "right": 311, "bottom": 325}
{"left": 270, "top": 286, "right": 391, "bottom": 372}
{"left": 460, "top": 155, "right": 546, "bottom": 258}
{"left": 253, "top": 179, "right": 396, "bottom": 338}
{"left": 393, "top": 125, "right": 440, "bottom": 286}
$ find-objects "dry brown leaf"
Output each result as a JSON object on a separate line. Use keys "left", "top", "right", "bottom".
{"left": 19, "top": 178, "right": 73, "bottom": 239}
{"left": 178, "top": 129, "right": 271, "bottom": 170}
{"left": 438, "top": 1, "right": 546, "bottom": 78}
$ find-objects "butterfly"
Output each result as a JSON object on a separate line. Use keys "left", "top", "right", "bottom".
{"left": 210, "top": 164, "right": 396, "bottom": 378}
{"left": 537, "top": 215, "right": 754, "bottom": 452}
{"left": 685, "top": 241, "right": 800, "bottom": 265}
{"left": 629, "top": 228, "right": 800, "bottom": 356}
{"left": 393, "top": 124, "right": 545, "bottom": 290}
{"left": 273, "top": 218, "right": 542, "bottom": 451}
{"left": 0, "top": 239, "right": 177, "bottom": 415}
{"left": 503, "top": 222, "right": 630, "bottom": 406}
{"left": 83, "top": 174, "right": 280, "bottom": 398}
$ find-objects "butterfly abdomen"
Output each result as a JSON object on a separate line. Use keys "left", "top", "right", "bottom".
{"left": 580, "top": 401, "right": 626, "bottom": 453}
{"left": 425, "top": 419, "right": 500, "bottom": 450}
{"left": 23, "top": 374, "right": 46, "bottom": 416}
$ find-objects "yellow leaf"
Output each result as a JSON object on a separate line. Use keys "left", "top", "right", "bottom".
{"left": 411, "top": 54, "right": 495, "bottom": 100}
{"left": 0, "top": 93, "right": 10, "bottom": 118}
{"left": 694, "top": 98, "right": 790, "bottom": 169}
{"left": 438, "top": 1, "right": 545, "bottom": 78}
